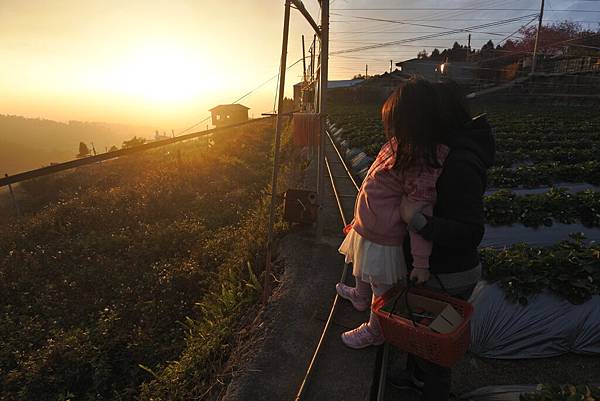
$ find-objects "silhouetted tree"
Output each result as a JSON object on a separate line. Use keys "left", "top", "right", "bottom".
{"left": 77, "top": 142, "right": 90, "bottom": 158}
{"left": 417, "top": 49, "right": 429, "bottom": 59}
{"left": 109, "top": 145, "right": 118, "bottom": 152}
{"left": 122, "top": 136, "right": 146, "bottom": 149}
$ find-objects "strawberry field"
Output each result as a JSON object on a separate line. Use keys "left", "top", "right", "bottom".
{"left": 328, "top": 102, "right": 600, "bottom": 304}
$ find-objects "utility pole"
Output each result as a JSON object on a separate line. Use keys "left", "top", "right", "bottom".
{"left": 264, "top": 0, "right": 291, "bottom": 303}
{"left": 531, "top": 0, "right": 545, "bottom": 74}
{"left": 315, "top": 0, "right": 329, "bottom": 241}
{"left": 390, "top": 59, "right": 393, "bottom": 73}
{"left": 467, "top": 34, "right": 471, "bottom": 61}
{"left": 302, "top": 34, "right": 307, "bottom": 82}
{"left": 311, "top": 34, "right": 316, "bottom": 81}
{"left": 365, "top": 64, "right": 368, "bottom": 78}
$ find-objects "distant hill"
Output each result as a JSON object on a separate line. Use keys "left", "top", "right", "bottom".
{"left": 0, "top": 114, "right": 160, "bottom": 175}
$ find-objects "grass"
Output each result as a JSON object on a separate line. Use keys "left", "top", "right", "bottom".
{"left": 0, "top": 119, "right": 298, "bottom": 401}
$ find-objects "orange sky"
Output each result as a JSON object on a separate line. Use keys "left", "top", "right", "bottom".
{"left": 3, "top": 0, "right": 591, "bottom": 131}
{"left": 0, "top": 0, "right": 322, "bottom": 130}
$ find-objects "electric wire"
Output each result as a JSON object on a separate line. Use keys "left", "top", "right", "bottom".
{"left": 177, "top": 57, "right": 304, "bottom": 136}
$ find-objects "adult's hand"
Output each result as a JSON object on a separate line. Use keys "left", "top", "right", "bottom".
{"left": 400, "top": 195, "right": 428, "bottom": 224}
{"left": 410, "top": 268, "right": 430, "bottom": 285}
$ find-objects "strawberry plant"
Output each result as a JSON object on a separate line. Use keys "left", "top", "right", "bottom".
{"left": 520, "top": 384, "right": 600, "bottom": 401}
{"left": 484, "top": 188, "right": 600, "bottom": 227}
{"left": 481, "top": 235, "right": 600, "bottom": 305}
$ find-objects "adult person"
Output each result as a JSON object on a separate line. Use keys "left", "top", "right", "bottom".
{"left": 399, "top": 80, "right": 496, "bottom": 401}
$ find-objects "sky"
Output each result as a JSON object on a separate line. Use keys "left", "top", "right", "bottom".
{"left": 1, "top": 0, "right": 597, "bottom": 130}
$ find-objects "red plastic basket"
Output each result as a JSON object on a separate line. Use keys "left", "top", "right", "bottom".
{"left": 372, "top": 285, "right": 473, "bottom": 367}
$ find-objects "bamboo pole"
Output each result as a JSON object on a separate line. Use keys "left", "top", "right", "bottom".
{"left": 315, "top": 0, "right": 329, "bottom": 242}
{"left": 263, "top": 0, "right": 292, "bottom": 304}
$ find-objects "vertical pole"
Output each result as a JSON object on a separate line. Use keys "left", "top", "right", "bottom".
{"left": 311, "top": 34, "right": 316, "bottom": 81}
{"left": 315, "top": 0, "right": 329, "bottom": 242}
{"left": 5, "top": 174, "right": 21, "bottom": 217}
{"left": 263, "top": 0, "right": 291, "bottom": 303}
{"left": 467, "top": 34, "right": 471, "bottom": 61}
{"left": 531, "top": 0, "right": 545, "bottom": 74}
{"left": 390, "top": 59, "right": 393, "bottom": 73}
{"left": 302, "top": 34, "right": 307, "bottom": 82}
{"left": 365, "top": 64, "right": 368, "bottom": 78}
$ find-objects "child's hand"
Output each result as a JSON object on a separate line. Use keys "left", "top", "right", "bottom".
{"left": 410, "top": 268, "right": 430, "bottom": 285}
{"left": 400, "top": 195, "right": 428, "bottom": 223}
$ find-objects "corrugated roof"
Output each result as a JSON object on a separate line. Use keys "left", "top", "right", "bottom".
{"left": 327, "top": 79, "right": 365, "bottom": 89}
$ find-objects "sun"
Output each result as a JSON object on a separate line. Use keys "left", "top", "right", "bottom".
{"left": 108, "top": 43, "right": 215, "bottom": 103}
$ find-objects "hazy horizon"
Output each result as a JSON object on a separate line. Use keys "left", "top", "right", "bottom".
{"left": 1, "top": 0, "right": 596, "bottom": 128}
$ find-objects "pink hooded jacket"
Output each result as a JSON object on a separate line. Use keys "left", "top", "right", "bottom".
{"left": 351, "top": 138, "right": 449, "bottom": 269}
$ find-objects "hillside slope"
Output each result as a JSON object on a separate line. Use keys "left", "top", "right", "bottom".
{"left": 0, "top": 119, "right": 297, "bottom": 401}
{"left": 0, "top": 114, "right": 158, "bottom": 174}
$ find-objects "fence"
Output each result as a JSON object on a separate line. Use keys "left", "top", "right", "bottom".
{"left": 0, "top": 116, "right": 272, "bottom": 189}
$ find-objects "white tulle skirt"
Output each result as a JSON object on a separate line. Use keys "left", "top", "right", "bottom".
{"left": 338, "top": 228, "right": 407, "bottom": 285}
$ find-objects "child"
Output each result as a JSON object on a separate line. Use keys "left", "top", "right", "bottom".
{"left": 337, "top": 78, "right": 449, "bottom": 349}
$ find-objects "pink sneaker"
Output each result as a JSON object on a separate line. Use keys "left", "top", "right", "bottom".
{"left": 336, "top": 283, "right": 370, "bottom": 312}
{"left": 341, "top": 323, "right": 385, "bottom": 349}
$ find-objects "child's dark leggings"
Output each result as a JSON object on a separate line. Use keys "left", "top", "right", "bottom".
{"left": 408, "top": 285, "right": 475, "bottom": 401}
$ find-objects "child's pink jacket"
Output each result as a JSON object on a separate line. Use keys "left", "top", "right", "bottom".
{"left": 352, "top": 138, "right": 449, "bottom": 269}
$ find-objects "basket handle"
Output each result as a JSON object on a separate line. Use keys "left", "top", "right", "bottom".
{"left": 433, "top": 273, "right": 450, "bottom": 294}
{"left": 386, "top": 281, "right": 418, "bottom": 327}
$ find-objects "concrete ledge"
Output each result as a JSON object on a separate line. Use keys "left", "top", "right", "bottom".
{"left": 222, "top": 229, "right": 378, "bottom": 401}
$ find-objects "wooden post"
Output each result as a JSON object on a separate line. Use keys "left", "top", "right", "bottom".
{"left": 531, "top": 0, "right": 545, "bottom": 74}
{"left": 263, "top": 0, "right": 292, "bottom": 304}
{"left": 315, "top": 0, "right": 329, "bottom": 242}
{"left": 5, "top": 174, "right": 21, "bottom": 217}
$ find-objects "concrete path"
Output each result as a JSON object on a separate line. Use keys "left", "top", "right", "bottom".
{"left": 222, "top": 145, "right": 379, "bottom": 401}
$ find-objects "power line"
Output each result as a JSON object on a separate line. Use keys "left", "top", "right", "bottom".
{"left": 330, "top": 12, "right": 539, "bottom": 38}
{"left": 177, "top": 57, "right": 303, "bottom": 136}
{"left": 331, "top": 8, "right": 600, "bottom": 12}
{"left": 330, "top": 14, "right": 539, "bottom": 55}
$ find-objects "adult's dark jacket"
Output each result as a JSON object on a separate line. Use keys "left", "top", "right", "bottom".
{"left": 404, "top": 114, "right": 495, "bottom": 275}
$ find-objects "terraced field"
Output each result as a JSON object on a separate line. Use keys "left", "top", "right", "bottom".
{"left": 328, "top": 103, "right": 600, "bottom": 305}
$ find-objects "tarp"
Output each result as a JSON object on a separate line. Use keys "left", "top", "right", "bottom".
{"left": 469, "top": 282, "right": 600, "bottom": 359}
{"left": 481, "top": 223, "right": 600, "bottom": 247}
{"left": 462, "top": 385, "right": 538, "bottom": 401}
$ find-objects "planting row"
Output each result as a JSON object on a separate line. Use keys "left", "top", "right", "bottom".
{"left": 497, "top": 138, "right": 599, "bottom": 152}
{"left": 489, "top": 161, "right": 600, "bottom": 188}
{"left": 520, "top": 384, "right": 600, "bottom": 401}
{"left": 484, "top": 188, "right": 600, "bottom": 227}
{"left": 480, "top": 234, "right": 600, "bottom": 305}
{"left": 495, "top": 147, "right": 600, "bottom": 168}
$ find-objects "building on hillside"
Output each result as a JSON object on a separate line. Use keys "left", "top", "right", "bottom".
{"left": 439, "top": 61, "right": 478, "bottom": 83}
{"left": 327, "top": 78, "right": 365, "bottom": 89}
{"left": 294, "top": 81, "right": 317, "bottom": 111}
{"left": 395, "top": 59, "right": 441, "bottom": 81}
{"left": 209, "top": 104, "right": 249, "bottom": 128}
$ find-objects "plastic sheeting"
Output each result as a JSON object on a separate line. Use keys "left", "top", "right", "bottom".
{"left": 482, "top": 223, "right": 600, "bottom": 247}
{"left": 469, "top": 282, "right": 600, "bottom": 359}
{"left": 462, "top": 385, "right": 539, "bottom": 401}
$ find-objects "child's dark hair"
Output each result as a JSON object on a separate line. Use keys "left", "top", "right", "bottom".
{"left": 381, "top": 78, "right": 443, "bottom": 171}
{"left": 434, "top": 80, "right": 471, "bottom": 138}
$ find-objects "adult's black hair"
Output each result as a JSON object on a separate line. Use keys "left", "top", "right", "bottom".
{"left": 435, "top": 80, "right": 472, "bottom": 137}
